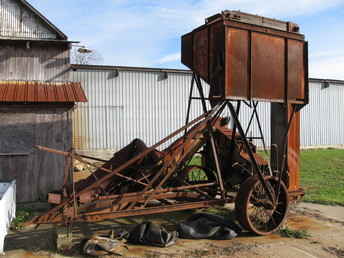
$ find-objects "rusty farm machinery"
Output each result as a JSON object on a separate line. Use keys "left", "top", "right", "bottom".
{"left": 28, "top": 11, "right": 308, "bottom": 235}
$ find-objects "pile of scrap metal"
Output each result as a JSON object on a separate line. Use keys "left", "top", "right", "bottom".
{"left": 29, "top": 113, "right": 267, "bottom": 226}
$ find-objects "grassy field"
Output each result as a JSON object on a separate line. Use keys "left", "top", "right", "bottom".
{"left": 190, "top": 149, "right": 344, "bottom": 206}
{"left": 300, "top": 149, "right": 344, "bottom": 206}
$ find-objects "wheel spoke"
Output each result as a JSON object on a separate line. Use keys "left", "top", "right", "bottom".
{"left": 236, "top": 176, "right": 289, "bottom": 235}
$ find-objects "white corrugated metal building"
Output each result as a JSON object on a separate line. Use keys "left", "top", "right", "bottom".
{"left": 70, "top": 64, "right": 344, "bottom": 153}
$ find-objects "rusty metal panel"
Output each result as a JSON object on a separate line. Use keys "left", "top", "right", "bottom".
{"left": 72, "top": 82, "right": 88, "bottom": 102}
{"left": 209, "top": 21, "right": 225, "bottom": 98}
{"left": 0, "top": 81, "right": 87, "bottom": 102}
{"left": 48, "top": 193, "right": 62, "bottom": 204}
{"left": 271, "top": 103, "right": 300, "bottom": 191}
{"left": 3, "top": 82, "right": 15, "bottom": 101}
{"left": 16, "top": 82, "right": 27, "bottom": 101}
{"left": 224, "top": 20, "right": 304, "bottom": 41}
{"left": 193, "top": 28, "right": 209, "bottom": 81}
{"left": 288, "top": 39, "right": 305, "bottom": 101}
{"left": 288, "top": 107, "right": 300, "bottom": 191}
{"left": 182, "top": 11, "right": 307, "bottom": 104}
{"left": 181, "top": 33, "right": 193, "bottom": 69}
{"left": 36, "top": 82, "right": 46, "bottom": 102}
{"left": 219, "top": 11, "right": 290, "bottom": 32}
{"left": 251, "top": 33, "right": 285, "bottom": 101}
{"left": 64, "top": 83, "right": 76, "bottom": 102}
{"left": 226, "top": 27, "right": 249, "bottom": 98}
{"left": 55, "top": 83, "right": 67, "bottom": 102}
{"left": 46, "top": 83, "right": 56, "bottom": 102}
{"left": 27, "top": 82, "right": 35, "bottom": 101}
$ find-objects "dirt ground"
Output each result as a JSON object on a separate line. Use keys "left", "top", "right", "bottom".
{"left": 3, "top": 202, "right": 344, "bottom": 258}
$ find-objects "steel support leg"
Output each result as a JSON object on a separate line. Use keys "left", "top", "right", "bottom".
{"left": 195, "top": 75, "right": 226, "bottom": 197}
{"left": 227, "top": 102, "right": 275, "bottom": 204}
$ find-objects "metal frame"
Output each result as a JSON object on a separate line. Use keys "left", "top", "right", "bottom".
{"left": 29, "top": 73, "right": 299, "bottom": 228}
{"left": 30, "top": 98, "right": 230, "bottom": 224}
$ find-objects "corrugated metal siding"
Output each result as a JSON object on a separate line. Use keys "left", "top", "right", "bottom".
{"left": 72, "top": 69, "right": 207, "bottom": 150}
{"left": 71, "top": 67, "right": 344, "bottom": 151}
{"left": 0, "top": 0, "right": 57, "bottom": 39}
{"left": 0, "top": 43, "right": 70, "bottom": 81}
{"left": 301, "top": 83, "right": 344, "bottom": 147}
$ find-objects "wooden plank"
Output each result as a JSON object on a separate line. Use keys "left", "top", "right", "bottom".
{"left": 0, "top": 107, "right": 71, "bottom": 202}
{"left": 0, "top": 156, "right": 13, "bottom": 182}
{"left": 0, "top": 0, "right": 58, "bottom": 39}
{"left": 35, "top": 109, "right": 68, "bottom": 200}
{"left": 0, "top": 154, "right": 32, "bottom": 202}
{"left": 0, "top": 43, "right": 70, "bottom": 82}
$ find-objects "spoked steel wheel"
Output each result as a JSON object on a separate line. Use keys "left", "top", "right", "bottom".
{"left": 235, "top": 176, "right": 289, "bottom": 235}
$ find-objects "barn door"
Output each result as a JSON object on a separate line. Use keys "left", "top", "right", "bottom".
{"left": 0, "top": 112, "right": 35, "bottom": 202}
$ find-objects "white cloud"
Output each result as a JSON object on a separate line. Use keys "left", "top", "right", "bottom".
{"left": 158, "top": 0, "right": 344, "bottom": 28}
{"left": 310, "top": 50, "right": 344, "bottom": 59}
{"left": 158, "top": 53, "right": 180, "bottom": 64}
{"left": 310, "top": 50, "right": 344, "bottom": 79}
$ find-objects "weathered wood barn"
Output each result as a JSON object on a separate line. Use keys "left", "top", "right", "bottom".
{"left": 0, "top": 0, "right": 87, "bottom": 202}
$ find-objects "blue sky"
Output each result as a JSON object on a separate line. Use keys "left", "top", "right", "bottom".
{"left": 28, "top": 0, "right": 344, "bottom": 79}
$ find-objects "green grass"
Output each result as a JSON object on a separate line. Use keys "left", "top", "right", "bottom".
{"left": 190, "top": 148, "right": 344, "bottom": 206}
{"left": 300, "top": 149, "right": 344, "bottom": 206}
{"left": 189, "top": 155, "right": 201, "bottom": 166}
{"left": 11, "top": 208, "right": 35, "bottom": 230}
{"left": 279, "top": 227, "right": 311, "bottom": 239}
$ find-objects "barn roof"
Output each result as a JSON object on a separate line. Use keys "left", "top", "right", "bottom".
{"left": 0, "top": 81, "right": 87, "bottom": 103}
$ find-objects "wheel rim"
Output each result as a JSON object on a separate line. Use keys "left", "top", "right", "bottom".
{"left": 236, "top": 176, "right": 289, "bottom": 235}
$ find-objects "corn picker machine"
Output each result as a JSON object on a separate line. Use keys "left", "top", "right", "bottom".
{"left": 29, "top": 11, "right": 308, "bottom": 235}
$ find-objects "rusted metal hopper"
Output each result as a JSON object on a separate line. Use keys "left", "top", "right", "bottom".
{"left": 182, "top": 10, "right": 308, "bottom": 104}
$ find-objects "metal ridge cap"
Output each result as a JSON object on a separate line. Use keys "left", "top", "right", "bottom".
{"left": 309, "top": 78, "right": 344, "bottom": 85}
{"left": 0, "top": 37, "right": 79, "bottom": 43}
{"left": 70, "top": 64, "right": 193, "bottom": 74}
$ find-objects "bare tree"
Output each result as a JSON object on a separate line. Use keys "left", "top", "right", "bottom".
{"left": 71, "top": 47, "right": 103, "bottom": 65}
